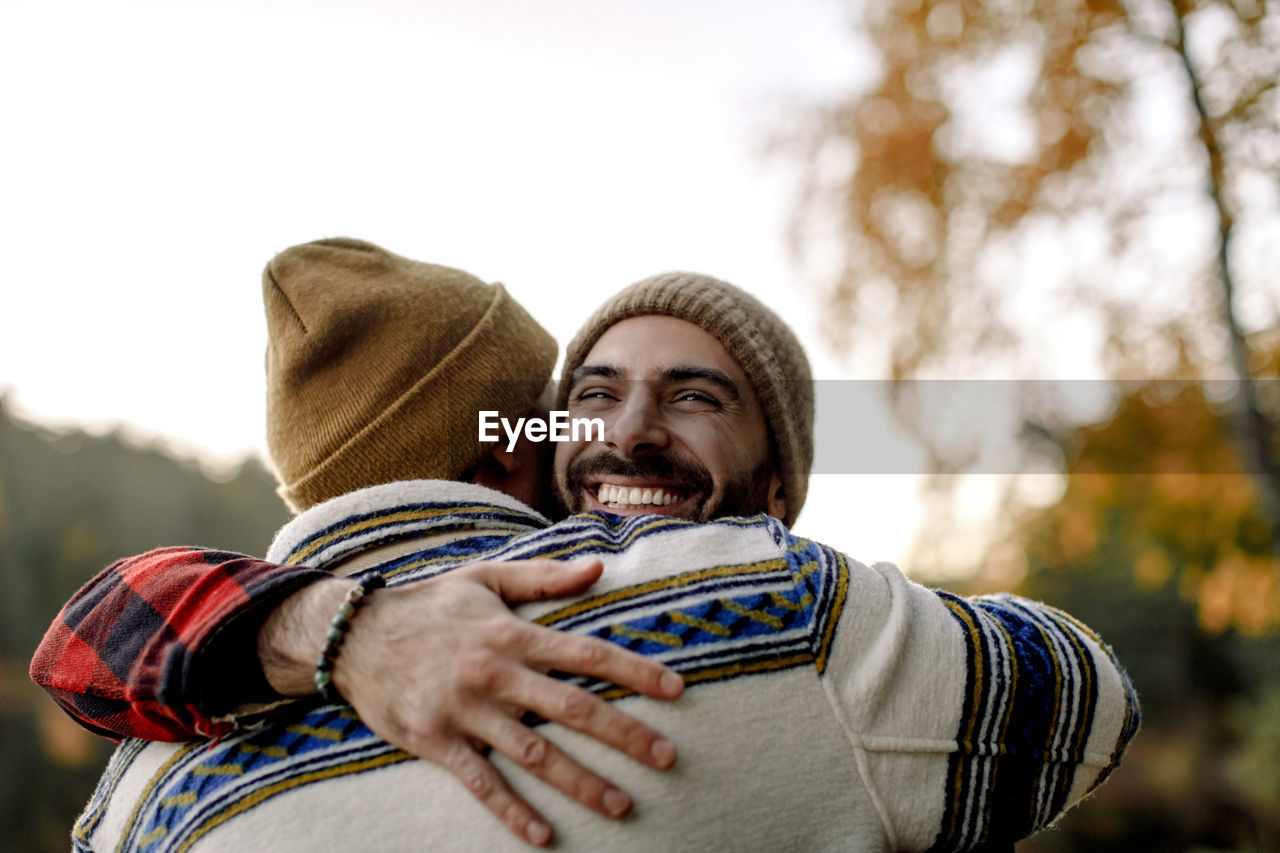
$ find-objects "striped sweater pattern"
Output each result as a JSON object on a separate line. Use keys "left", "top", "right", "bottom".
{"left": 75, "top": 481, "right": 1138, "bottom": 852}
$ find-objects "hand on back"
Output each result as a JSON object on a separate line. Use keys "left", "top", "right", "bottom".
{"left": 262, "top": 558, "right": 683, "bottom": 847}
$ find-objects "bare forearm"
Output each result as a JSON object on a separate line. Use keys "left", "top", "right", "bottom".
{"left": 257, "top": 576, "right": 358, "bottom": 696}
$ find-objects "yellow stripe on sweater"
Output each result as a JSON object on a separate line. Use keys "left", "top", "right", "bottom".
{"left": 285, "top": 506, "right": 497, "bottom": 565}
{"left": 114, "top": 743, "right": 204, "bottom": 853}
{"left": 535, "top": 558, "right": 790, "bottom": 626}
{"left": 172, "top": 750, "right": 414, "bottom": 853}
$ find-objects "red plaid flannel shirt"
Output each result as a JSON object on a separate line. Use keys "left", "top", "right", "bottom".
{"left": 29, "top": 546, "right": 327, "bottom": 741}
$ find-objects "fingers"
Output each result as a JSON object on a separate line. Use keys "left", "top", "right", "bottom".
{"left": 481, "top": 660, "right": 678, "bottom": 772}
{"left": 527, "top": 627, "right": 685, "bottom": 702}
{"left": 473, "top": 557, "right": 604, "bottom": 604}
{"left": 460, "top": 559, "right": 686, "bottom": 701}
{"left": 463, "top": 558, "right": 686, "bottom": 696}
{"left": 466, "top": 706, "right": 635, "bottom": 823}
{"left": 438, "top": 739, "right": 554, "bottom": 847}
{"left": 338, "top": 563, "right": 688, "bottom": 845}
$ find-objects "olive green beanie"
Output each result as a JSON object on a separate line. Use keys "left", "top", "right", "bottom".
{"left": 559, "top": 272, "right": 813, "bottom": 525}
{"left": 264, "top": 237, "right": 557, "bottom": 512}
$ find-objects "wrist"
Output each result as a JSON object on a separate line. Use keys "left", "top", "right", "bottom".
{"left": 313, "top": 573, "right": 385, "bottom": 702}
{"left": 258, "top": 577, "right": 357, "bottom": 696}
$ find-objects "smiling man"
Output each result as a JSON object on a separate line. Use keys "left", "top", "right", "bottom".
{"left": 36, "top": 262, "right": 1138, "bottom": 852}
{"left": 557, "top": 316, "right": 784, "bottom": 521}
{"left": 554, "top": 275, "right": 813, "bottom": 530}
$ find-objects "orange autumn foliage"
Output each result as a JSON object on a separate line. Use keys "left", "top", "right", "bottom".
{"left": 1030, "top": 382, "right": 1278, "bottom": 636}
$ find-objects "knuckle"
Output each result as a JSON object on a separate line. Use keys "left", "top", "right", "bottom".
{"left": 516, "top": 735, "right": 550, "bottom": 770}
{"left": 402, "top": 717, "right": 448, "bottom": 753}
{"left": 466, "top": 768, "right": 494, "bottom": 799}
{"left": 487, "top": 618, "right": 528, "bottom": 651}
{"left": 556, "top": 688, "right": 596, "bottom": 725}
{"left": 595, "top": 709, "right": 631, "bottom": 742}
{"left": 622, "top": 721, "right": 655, "bottom": 756}
{"left": 446, "top": 745, "right": 494, "bottom": 799}
{"left": 569, "top": 638, "right": 611, "bottom": 669}
{"left": 598, "top": 711, "right": 651, "bottom": 759}
{"left": 571, "top": 770, "right": 606, "bottom": 805}
{"left": 501, "top": 801, "right": 532, "bottom": 837}
{"left": 458, "top": 650, "right": 506, "bottom": 691}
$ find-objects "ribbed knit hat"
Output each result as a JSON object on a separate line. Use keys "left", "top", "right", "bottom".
{"left": 559, "top": 272, "right": 813, "bottom": 525}
{"left": 264, "top": 237, "right": 557, "bottom": 512}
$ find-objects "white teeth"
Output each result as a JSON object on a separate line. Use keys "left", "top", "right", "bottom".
{"left": 595, "top": 483, "right": 682, "bottom": 508}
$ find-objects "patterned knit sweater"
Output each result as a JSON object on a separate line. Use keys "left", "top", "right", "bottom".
{"left": 75, "top": 480, "right": 1139, "bottom": 852}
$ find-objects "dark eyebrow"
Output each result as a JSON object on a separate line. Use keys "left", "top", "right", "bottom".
{"left": 662, "top": 366, "right": 741, "bottom": 401}
{"left": 570, "top": 364, "right": 624, "bottom": 388}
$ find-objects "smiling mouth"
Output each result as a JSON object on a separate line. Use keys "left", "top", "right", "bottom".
{"left": 595, "top": 482, "right": 685, "bottom": 509}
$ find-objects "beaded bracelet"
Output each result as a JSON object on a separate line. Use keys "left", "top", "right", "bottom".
{"left": 314, "top": 572, "right": 386, "bottom": 703}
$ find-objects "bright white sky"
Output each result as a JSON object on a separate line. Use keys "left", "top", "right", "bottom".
{"left": 0, "top": 0, "right": 976, "bottom": 570}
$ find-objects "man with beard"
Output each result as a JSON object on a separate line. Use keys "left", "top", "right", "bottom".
{"left": 37, "top": 243, "right": 1138, "bottom": 851}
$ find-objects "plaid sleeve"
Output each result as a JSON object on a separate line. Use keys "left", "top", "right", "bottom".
{"left": 29, "top": 546, "right": 327, "bottom": 741}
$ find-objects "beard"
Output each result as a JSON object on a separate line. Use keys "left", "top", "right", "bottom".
{"left": 557, "top": 450, "right": 774, "bottom": 522}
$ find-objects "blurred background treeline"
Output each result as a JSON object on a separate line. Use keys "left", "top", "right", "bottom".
{"left": 0, "top": 400, "right": 290, "bottom": 851}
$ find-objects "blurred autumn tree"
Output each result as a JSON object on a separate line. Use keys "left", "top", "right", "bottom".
{"left": 783, "top": 0, "right": 1280, "bottom": 530}
{"left": 781, "top": 1, "right": 1280, "bottom": 848}
{"left": 1032, "top": 376, "right": 1278, "bottom": 636}
{"left": 1011, "top": 376, "right": 1280, "bottom": 850}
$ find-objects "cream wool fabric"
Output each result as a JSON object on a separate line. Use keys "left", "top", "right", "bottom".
{"left": 77, "top": 481, "right": 1138, "bottom": 853}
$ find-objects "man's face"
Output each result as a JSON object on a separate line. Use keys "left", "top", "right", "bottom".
{"left": 553, "top": 315, "right": 786, "bottom": 522}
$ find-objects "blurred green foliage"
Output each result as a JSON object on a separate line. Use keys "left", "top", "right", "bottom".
{"left": 1009, "top": 382, "right": 1280, "bottom": 852}
{"left": 0, "top": 399, "right": 289, "bottom": 851}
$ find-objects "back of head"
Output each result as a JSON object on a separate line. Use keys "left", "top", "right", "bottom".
{"left": 559, "top": 271, "right": 814, "bottom": 524}
{"left": 265, "top": 237, "right": 557, "bottom": 511}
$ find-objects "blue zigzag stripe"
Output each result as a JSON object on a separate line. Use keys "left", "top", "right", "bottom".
{"left": 113, "top": 513, "right": 850, "bottom": 850}
{"left": 123, "top": 706, "right": 395, "bottom": 852}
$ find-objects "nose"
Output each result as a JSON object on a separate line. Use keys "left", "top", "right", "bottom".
{"left": 606, "top": 392, "right": 668, "bottom": 458}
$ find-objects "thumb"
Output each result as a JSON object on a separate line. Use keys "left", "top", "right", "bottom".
{"left": 476, "top": 558, "right": 604, "bottom": 604}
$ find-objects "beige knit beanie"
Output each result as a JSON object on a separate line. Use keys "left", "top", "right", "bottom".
{"left": 264, "top": 237, "right": 557, "bottom": 512}
{"left": 559, "top": 272, "right": 813, "bottom": 525}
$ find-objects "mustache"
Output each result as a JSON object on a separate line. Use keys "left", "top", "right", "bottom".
{"left": 567, "top": 452, "right": 713, "bottom": 493}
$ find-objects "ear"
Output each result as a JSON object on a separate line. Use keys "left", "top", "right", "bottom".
{"left": 488, "top": 445, "right": 522, "bottom": 476}
{"left": 766, "top": 472, "right": 788, "bottom": 521}
{"left": 469, "top": 446, "right": 521, "bottom": 492}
